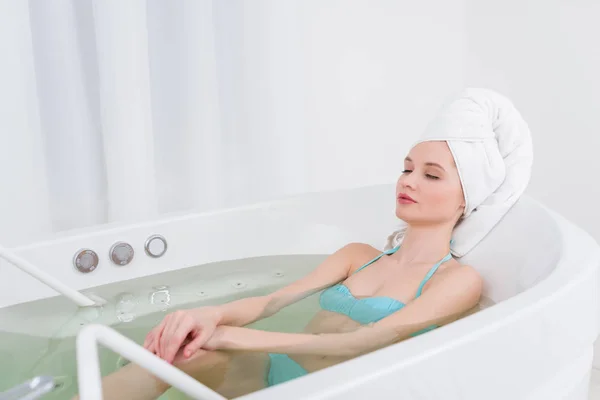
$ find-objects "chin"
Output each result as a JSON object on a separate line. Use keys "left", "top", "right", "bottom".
{"left": 395, "top": 205, "right": 437, "bottom": 225}
{"left": 395, "top": 206, "right": 415, "bottom": 222}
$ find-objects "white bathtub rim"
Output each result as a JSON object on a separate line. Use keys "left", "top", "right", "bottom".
{"left": 7, "top": 184, "right": 377, "bottom": 253}
{"left": 2, "top": 191, "right": 598, "bottom": 334}
{"left": 6, "top": 183, "right": 594, "bottom": 255}
{"left": 2, "top": 191, "right": 597, "bottom": 335}
{"left": 523, "top": 346, "right": 593, "bottom": 400}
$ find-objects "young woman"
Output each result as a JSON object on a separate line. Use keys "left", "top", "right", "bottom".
{"left": 75, "top": 87, "right": 532, "bottom": 400}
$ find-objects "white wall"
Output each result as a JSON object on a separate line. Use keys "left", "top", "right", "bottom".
{"left": 219, "top": 0, "right": 600, "bottom": 238}
{"left": 238, "top": 0, "right": 600, "bottom": 240}
{"left": 464, "top": 0, "right": 600, "bottom": 241}
{"left": 298, "top": 0, "right": 468, "bottom": 192}
{"left": 213, "top": 0, "right": 467, "bottom": 199}
{"left": 1, "top": 2, "right": 597, "bottom": 262}
{"left": 2, "top": 1, "right": 597, "bottom": 242}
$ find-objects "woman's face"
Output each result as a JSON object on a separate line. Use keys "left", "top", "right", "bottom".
{"left": 395, "top": 141, "right": 465, "bottom": 226}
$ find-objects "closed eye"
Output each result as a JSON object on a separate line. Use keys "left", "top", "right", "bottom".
{"left": 403, "top": 169, "right": 439, "bottom": 180}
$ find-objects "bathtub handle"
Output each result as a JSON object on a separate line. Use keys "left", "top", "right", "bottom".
{"left": 76, "top": 324, "right": 226, "bottom": 400}
{"left": 0, "top": 244, "right": 104, "bottom": 308}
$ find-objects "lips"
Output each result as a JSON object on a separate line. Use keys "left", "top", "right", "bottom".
{"left": 397, "top": 193, "right": 416, "bottom": 203}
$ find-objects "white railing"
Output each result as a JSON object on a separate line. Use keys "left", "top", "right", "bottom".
{"left": 0, "top": 244, "right": 103, "bottom": 307}
{"left": 76, "top": 324, "right": 226, "bottom": 400}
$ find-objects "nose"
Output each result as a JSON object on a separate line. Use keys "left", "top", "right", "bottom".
{"left": 398, "top": 171, "right": 417, "bottom": 190}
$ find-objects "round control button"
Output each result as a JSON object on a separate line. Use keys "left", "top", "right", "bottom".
{"left": 73, "top": 249, "right": 99, "bottom": 273}
{"left": 109, "top": 242, "right": 134, "bottom": 266}
{"left": 145, "top": 235, "right": 168, "bottom": 258}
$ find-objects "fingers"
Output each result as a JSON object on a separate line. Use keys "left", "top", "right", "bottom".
{"left": 144, "top": 334, "right": 155, "bottom": 355}
{"left": 143, "top": 310, "right": 216, "bottom": 364}
{"left": 157, "top": 313, "right": 175, "bottom": 359}
{"left": 160, "top": 311, "right": 197, "bottom": 364}
{"left": 147, "top": 314, "right": 175, "bottom": 358}
{"left": 182, "top": 326, "right": 211, "bottom": 359}
{"left": 143, "top": 325, "right": 160, "bottom": 353}
{"left": 156, "top": 313, "right": 174, "bottom": 358}
{"left": 172, "top": 347, "right": 208, "bottom": 366}
{"left": 143, "top": 330, "right": 153, "bottom": 349}
{"left": 145, "top": 317, "right": 168, "bottom": 356}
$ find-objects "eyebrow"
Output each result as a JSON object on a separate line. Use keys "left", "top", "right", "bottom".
{"left": 404, "top": 157, "right": 446, "bottom": 171}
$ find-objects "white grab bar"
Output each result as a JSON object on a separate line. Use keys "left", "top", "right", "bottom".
{"left": 0, "top": 244, "right": 102, "bottom": 308}
{"left": 76, "top": 324, "right": 226, "bottom": 400}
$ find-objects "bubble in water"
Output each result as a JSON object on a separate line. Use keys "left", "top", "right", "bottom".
{"left": 117, "top": 312, "right": 136, "bottom": 322}
{"left": 116, "top": 293, "right": 137, "bottom": 312}
{"left": 150, "top": 286, "right": 171, "bottom": 310}
{"left": 116, "top": 293, "right": 137, "bottom": 322}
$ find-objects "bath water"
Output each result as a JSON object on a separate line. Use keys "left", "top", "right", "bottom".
{"left": 0, "top": 292, "right": 322, "bottom": 400}
{"left": 0, "top": 255, "right": 324, "bottom": 400}
{"left": 0, "top": 254, "right": 495, "bottom": 399}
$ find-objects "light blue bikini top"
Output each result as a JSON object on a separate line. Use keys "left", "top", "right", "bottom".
{"left": 319, "top": 244, "right": 452, "bottom": 326}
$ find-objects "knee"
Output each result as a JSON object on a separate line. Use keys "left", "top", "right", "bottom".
{"left": 172, "top": 349, "right": 232, "bottom": 390}
{"left": 173, "top": 348, "right": 232, "bottom": 368}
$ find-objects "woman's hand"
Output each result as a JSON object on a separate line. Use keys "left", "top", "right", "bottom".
{"left": 201, "top": 325, "right": 228, "bottom": 351}
{"left": 143, "top": 306, "right": 222, "bottom": 364}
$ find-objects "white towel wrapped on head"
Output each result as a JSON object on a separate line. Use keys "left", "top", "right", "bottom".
{"left": 385, "top": 88, "right": 534, "bottom": 257}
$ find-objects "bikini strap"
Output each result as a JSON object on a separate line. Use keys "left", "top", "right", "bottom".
{"left": 415, "top": 252, "right": 453, "bottom": 297}
{"left": 351, "top": 245, "right": 400, "bottom": 275}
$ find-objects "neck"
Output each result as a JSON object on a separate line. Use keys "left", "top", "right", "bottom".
{"left": 390, "top": 222, "right": 454, "bottom": 265}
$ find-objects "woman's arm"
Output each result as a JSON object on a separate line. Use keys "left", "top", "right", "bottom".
{"left": 213, "top": 242, "right": 374, "bottom": 326}
{"left": 205, "top": 265, "right": 483, "bottom": 357}
{"left": 147, "top": 243, "right": 378, "bottom": 364}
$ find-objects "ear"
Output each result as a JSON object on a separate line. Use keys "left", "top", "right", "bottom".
{"left": 455, "top": 205, "right": 466, "bottom": 223}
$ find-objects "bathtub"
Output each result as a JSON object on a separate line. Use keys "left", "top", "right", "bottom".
{"left": 0, "top": 183, "right": 599, "bottom": 400}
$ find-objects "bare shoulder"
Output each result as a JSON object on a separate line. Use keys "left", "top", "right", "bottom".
{"left": 337, "top": 242, "right": 383, "bottom": 270}
{"left": 435, "top": 262, "right": 483, "bottom": 294}
{"left": 339, "top": 242, "right": 380, "bottom": 254}
{"left": 456, "top": 263, "right": 482, "bottom": 284}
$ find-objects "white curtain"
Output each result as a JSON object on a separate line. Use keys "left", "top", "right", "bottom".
{"left": 0, "top": 0, "right": 309, "bottom": 247}
{"left": 1, "top": 0, "right": 470, "bottom": 248}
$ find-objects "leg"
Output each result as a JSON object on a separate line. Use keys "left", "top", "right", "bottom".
{"left": 187, "top": 351, "right": 269, "bottom": 399}
{"left": 71, "top": 348, "right": 268, "bottom": 400}
{"left": 165, "top": 349, "right": 269, "bottom": 399}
